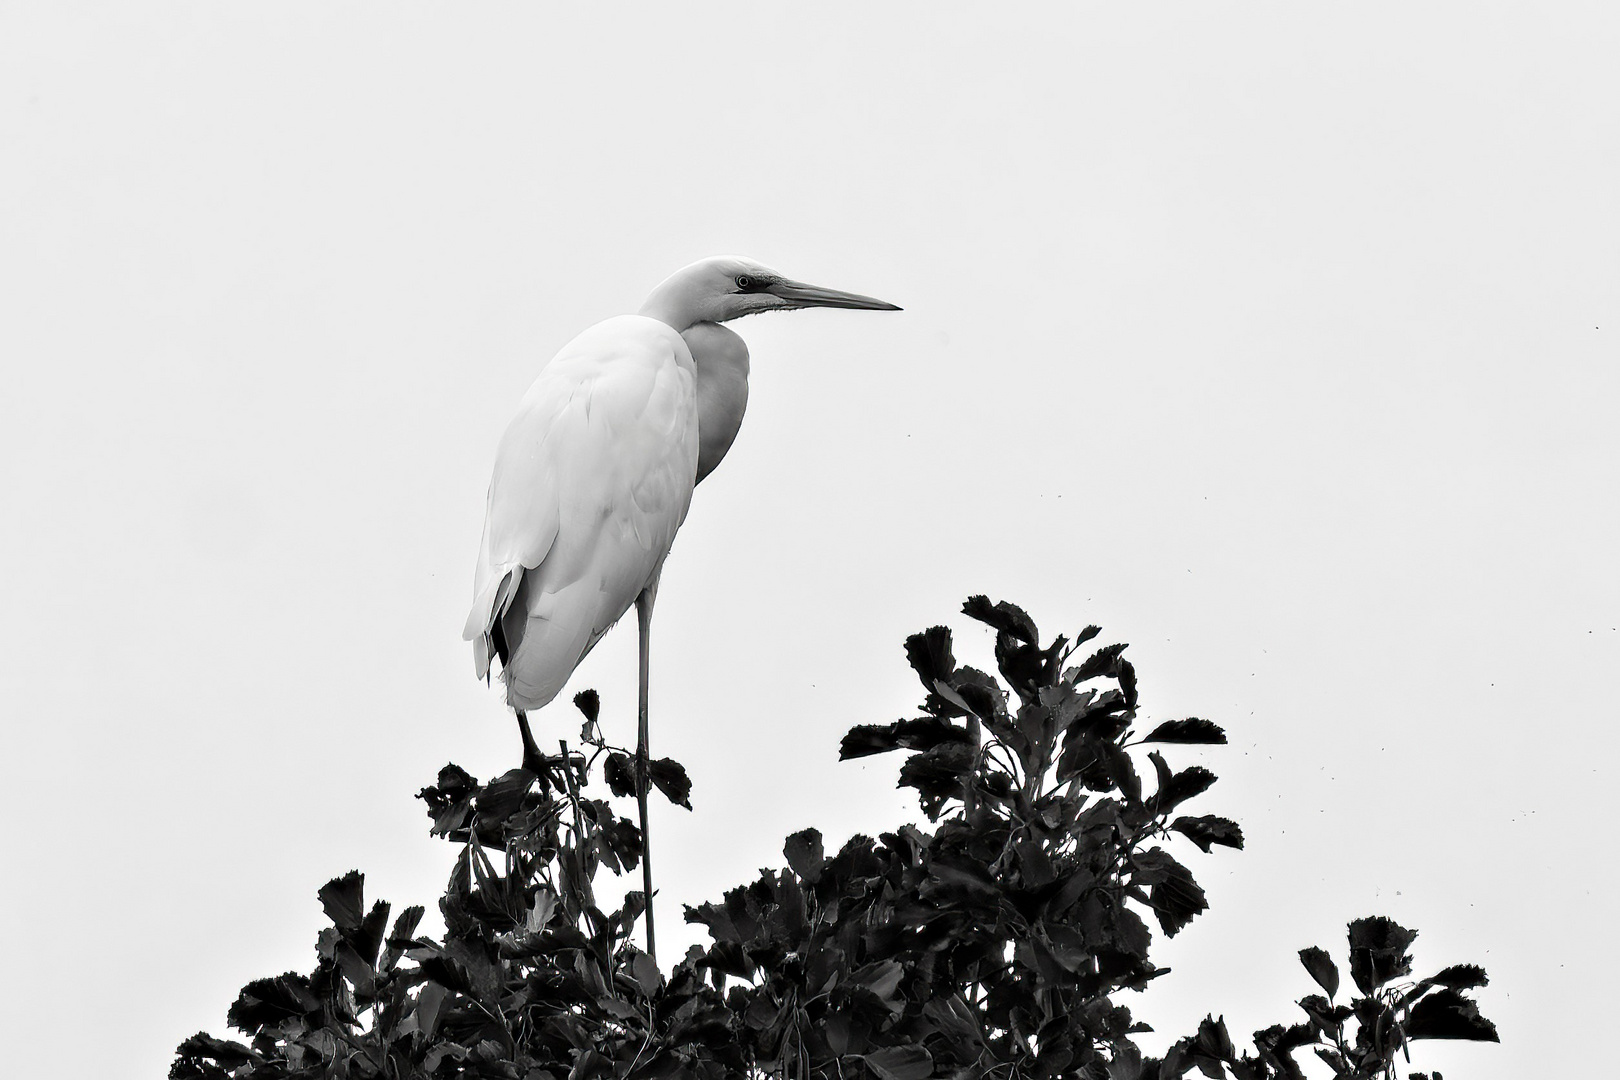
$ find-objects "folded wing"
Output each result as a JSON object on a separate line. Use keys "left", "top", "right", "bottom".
{"left": 465, "top": 315, "right": 700, "bottom": 710}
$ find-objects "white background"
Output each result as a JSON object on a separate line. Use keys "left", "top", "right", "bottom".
{"left": 2, "top": 5, "right": 1616, "bottom": 1077}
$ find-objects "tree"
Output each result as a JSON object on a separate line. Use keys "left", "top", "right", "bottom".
{"left": 173, "top": 597, "right": 1497, "bottom": 1080}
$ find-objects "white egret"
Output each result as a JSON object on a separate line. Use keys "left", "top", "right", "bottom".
{"left": 464, "top": 255, "right": 899, "bottom": 958}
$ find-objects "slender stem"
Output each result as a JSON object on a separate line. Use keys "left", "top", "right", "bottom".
{"left": 557, "top": 740, "right": 597, "bottom": 914}
{"left": 964, "top": 714, "right": 983, "bottom": 817}
{"left": 635, "top": 582, "right": 659, "bottom": 965}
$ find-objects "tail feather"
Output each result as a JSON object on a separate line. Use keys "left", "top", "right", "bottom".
{"left": 464, "top": 565, "right": 523, "bottom": 681}
{"left": 498, "top": 580, "right": 611, "bottom": 711}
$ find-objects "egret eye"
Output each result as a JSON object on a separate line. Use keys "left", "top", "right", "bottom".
{"left": 735, "top": 275, "right": 753, "bottom": 290}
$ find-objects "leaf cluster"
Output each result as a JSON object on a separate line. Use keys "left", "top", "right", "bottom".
{"left": 173, "top": 598, "right": 1496, "bottom": 1080}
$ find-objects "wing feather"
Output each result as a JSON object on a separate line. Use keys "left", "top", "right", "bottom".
{"left": 465, "top": 315, "right": 699, "bottom": 710}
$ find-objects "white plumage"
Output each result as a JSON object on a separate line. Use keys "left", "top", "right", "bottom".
{"left": 464, "top": 315, "right": 699, "bottom": 710}
{"left": 461, "top": 254, "right": 897, "bottom": 962}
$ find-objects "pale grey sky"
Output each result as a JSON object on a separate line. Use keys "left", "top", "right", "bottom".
{"left": 2, "top": 5, "right": 1616, "bottom": 1077}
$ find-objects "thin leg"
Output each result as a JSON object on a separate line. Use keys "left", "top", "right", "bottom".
{"left": 516, "top": 709, "right": 546, "bottom": 776}
{"left": 635, "top": 578, "right": 660, "bottom": 964}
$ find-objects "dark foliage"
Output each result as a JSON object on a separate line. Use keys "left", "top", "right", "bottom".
{"left": 175, "top": 597, "right": 1496, "bottom": 1080}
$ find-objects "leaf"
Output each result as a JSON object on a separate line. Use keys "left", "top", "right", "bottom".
{"left": 353, "top": 899, "right": 390, "bottom": 965}
{"left": 897, "top": 742, "right": 975, "bottom": 819}
{"left": 840, "top": 717, "right": 972, "bottom": 760}
{"left": 1297, "top": 993, "right": 1353, "bottom": 1032}
{"left": 1141, "top": 719, "right": 1227, "bottom": 745}
{"left": 1314, "top": 1047, "right": 1351, "bottom": 1075}
{"left": 1075, "top": 643, "right": 1129, "bottom": 682}
{"left": 962, "top": 594, "right": 1039, "bottom": 644}
{"left": 573, "top": 689, "right": 599, "bottom": 723}
{"left": 602, "top": 816, "right": 642, "bottom": 871}
{"left": 1298, "top": 946, "right": 1340, "bottom": 999}
{"left": 1405, "top": 989, "right": 1499, "bottom": 1042}
{"left": 226, "top": 973, "right": 318, "bottom": 1032}
{"left": 854, "top": 958, "right": 906, "bottom": 1008}
{"left": 1070, "top": 624, "right": 1102, "bottom": 651}
{"left": 1170, "top": 815, "right": 1245, "bottom": 853}
{"left": 416, "top": 980, "right": 450, "bottom": 1040}
{"left": 1155, "top": 766, "right": 1217, "bottom": 813}
{"left": 526, "top": 888, "right": 557, "bottom": 933}
{"left": 387, "top": 904, "right": 424, "bottom": 946}
{"left": 1118, "top": 658, "right": 1138, "bottom": 711}
{"left": 598, "top": 995, "right": 642, "bottom": 1022}
{"left": 604, "top": 753, "right": 638, "bottom": 798}
{"left": 1146, "top": 855, "right": 1207, "bottom": 936}
{"left": 1106, "top": 1041, "right": 1143, "bottom": 1080}
{"left": 648, "top": 758, "right": 692, "bottom": 809}
{"left": 1105, "top": 742, "right": 1141, "bottom": 804}
{"left": 417, "top": 764, "right": 478, "bottom": 813}
{"left": 784, "top": 828, "right": 825, "bottom": 884}
{"left": 863, "top": 1045, "right": 934, "bottom": 1080}
{"left": 477, "top": 768, "right": 536, "bottom": 826}
{"left": 630, "top": 949, "right": 663, "bottom": 997}
{"left": 318, "top": 871, "right": 365, "bottom": 931}
{"left": 950, "top": 667, "right": 1009, "bottom": 721}
{"left": 1428, "top": 964, "right": 1488, "bottom": 991}
{"left": 904, "top": 625, "right": 956, "bottom": 687}
{"left": 1348, "top": 916, "right": 1418, "bottom": 994}
{"left": 172, "top": 1033, "right": 260, "bottom": 1073}
{"left": 1195, "top": 1015, "right": 1235, "bottom": 1062}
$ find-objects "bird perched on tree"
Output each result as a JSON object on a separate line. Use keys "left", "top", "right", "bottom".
{"left": 464, "top": 255, "right": 899, "bottom": 959}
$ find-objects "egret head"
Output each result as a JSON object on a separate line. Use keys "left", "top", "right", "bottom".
{"left": 639, "top": 255, "right": 900, "bottom": 331}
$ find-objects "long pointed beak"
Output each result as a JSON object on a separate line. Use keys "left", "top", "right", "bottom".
{"left": 767, "top": 278, "right": 902, "bottom": 311}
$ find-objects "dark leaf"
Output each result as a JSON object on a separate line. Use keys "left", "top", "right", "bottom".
{"left": 1118, "top": 658, "right": 1138, "bottom": 711}
{"left": 1075, "top": 643, "right": 1129, "bottom": 682}
{"left": 602, "top": 816, "right": 643, "bottom": 871}
{"left": 630, "top": 949, "right": 662, "bottom": 997}
{"left": 318, "top": 871, "right": 365, "bottom": 931}
{"left": 1141, "top": 719, "right": 1227, "bottom": 745}
{"left": 1156, "top": 766, "right": 1217, "bottom": 813}
{"left": 1298, "top": 946, "right": 1340, "bottom": 999}
{"left": 1428, "top": 964, "right": 1489, "bottom": 991}
{"left": 648, "top": 758, "right": 692, "bottom": 809}
{"left": 863, "top": 1045, "right": 935, "bottom": 1080}
{"left": 416, "top": 980, "right": 450, "bottom": 1040}
{"left": 1170, "top": 815, "right": 1245, "bottom": 853}
{"left": 353, "top": 899, "right": 389, "bottom": 965}
{"left": 477, "top": 768, "right": 537, "bottom": 825}
{"left": 1105, "top": 743, "right": 1142, "bottom": 804}
{"left": 1071, "top": 624, "right": 1102, "bottom": 651}
{"left": 840, "top": 717, "right": 972, "bottom": 760}
{"left": 1315, "top": 1047, "right": 1351, "bottom": 1075}
{"left": 1297, "top": 993, "right": 1353, "bottom": 1032}
{"left": 904, "top": 625, "right": 956, "bottom": 688}
{"left": 381, "top": 904, "right": 424, "bottom": 972}
{"left": 1196, "top": 1015, "right": 1235, "bottom": 1062}
{"left": 951, "top": 668, "right": 1009, "bottom": 721}
{"left": 1147, "top": 856, "right": 1208, "bottom": 937}
{"left": 172, "top": 1033, "right": 257, "bottom": 1070}
{"left": 387, "top": 904, "right": 423, "bottom": 947}
{"left": 1405, "top": 989, "right": 1499, "bottom": 1042}
{"left": 604, "top": 753, "right": 638, "bottom": 798}
{"left": 226, "top": 973, "right": 317, "bottom": 1032}
{"left": 962, "top": 594, "right": 1039, "bottom": 644}
{"left": 898, "top": 742, "right": 975, "bottom": 818}
{"left": 573, "top": 689, "right": 599, "bottom": 723}
{"left": 417, "top": 763, "right": 477, "bottom": 814}
{"left": 1348, "top": 916, "right": 1418, "bottom": 994}
{"left": 784, "top": 828, "right": 825, "bottom": 884}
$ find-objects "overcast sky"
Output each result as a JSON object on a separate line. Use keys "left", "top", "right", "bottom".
{"left": 2, "top": 5, "right": 1616, "bottom": 1077}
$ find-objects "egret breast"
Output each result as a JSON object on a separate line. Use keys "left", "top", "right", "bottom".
{"left": 683, "top": 321, "right": 751, "bottom": 483}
